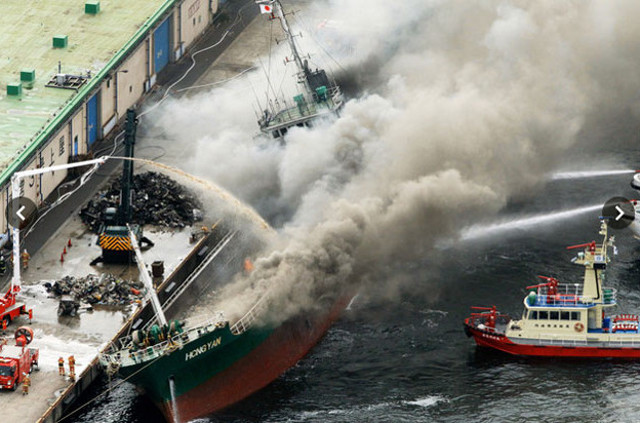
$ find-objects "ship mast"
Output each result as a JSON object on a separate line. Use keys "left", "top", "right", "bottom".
{"left": 269, "top": 1, "right": 312, "bottom": 93}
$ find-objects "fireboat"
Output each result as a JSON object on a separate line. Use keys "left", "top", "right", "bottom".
{"left": 464, "top": 220, "right": 640, "bottom": 358}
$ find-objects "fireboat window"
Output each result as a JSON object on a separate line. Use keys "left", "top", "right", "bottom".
{"left": 561, "top": 311, "right": 570, "bottom": 320}
{"left": 550, "top": 311, "right": 559, "bottom": 320}
{"left": 528, "top": 311, "right": 538, "bottom": 320}
{"left": 538, "top": 311, "right": 549, "bottom": 320}
{"left": 570, "top": 311, "right": 580, "bottom": 321}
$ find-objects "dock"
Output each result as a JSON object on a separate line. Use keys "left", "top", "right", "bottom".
{"left": 0, "top": 210, "right": 218, "bottom": 422}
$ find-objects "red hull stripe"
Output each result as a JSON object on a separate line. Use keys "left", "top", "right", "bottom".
{"left": 467, "top": 325, "right": 640, "bottom": 358}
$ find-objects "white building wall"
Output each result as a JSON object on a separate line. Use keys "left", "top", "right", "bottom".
{"left": 101, "top": 78, "right": 116, "bottom": 135}
{"left": 177, "top": 0, "right": 210, "bottom": 56}
{"left": 38, "top": 127, "right": 70, "bottom": 199}
{"left": 115, "top": 43, "right": 148, "bottom": 116}
{"left": 70, "top": 108, "right": 86, "bottom": 156}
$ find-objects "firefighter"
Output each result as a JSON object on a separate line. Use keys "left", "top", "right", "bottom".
{"left": 22, "top": 374, "right": 30, "bottom": 395}
{"left": 58, "top": 357, "right": 65, "bottom": 376}
{"left": 0, "top": 254, "right": 6, "bottom": 276}
{"left": 68, "top": 355, "right": 75, "bottom": 375}
{"left": 21, "top": 249, "right": 30, "bottom": 271}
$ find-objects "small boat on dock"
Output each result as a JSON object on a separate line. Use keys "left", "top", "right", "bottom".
{"left": 464, "top": 221, "right": 640, "bottom": 358}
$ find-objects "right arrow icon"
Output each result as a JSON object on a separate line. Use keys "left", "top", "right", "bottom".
{"left": 615, "top": 205, "right": 625, "bottom": 221}
{"left": 602, "top": 196, "right": 635, "bottom": 229}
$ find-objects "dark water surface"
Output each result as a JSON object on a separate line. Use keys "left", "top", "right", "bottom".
{"left": 68, "top": 144, "right": 640, "bottom": 422}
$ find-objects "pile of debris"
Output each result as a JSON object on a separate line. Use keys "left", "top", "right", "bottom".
{"left": 44, "top": 274, "right": 145, "bottom": 306}
{"left": 79, "top": 171, "right": 203, "bottom": 233}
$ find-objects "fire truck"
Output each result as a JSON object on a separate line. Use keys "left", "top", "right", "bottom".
{"left": 0, "top": 287, "right": 29, "bottom": 327}
{"left": 0, "top": 327, "right": 38, "bottom": 391}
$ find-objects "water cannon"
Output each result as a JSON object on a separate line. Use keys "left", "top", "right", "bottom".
{"left": 470, "top": 306, "right": 496, "bottom": 312}
{"left": 526, "top": 276, "right": 559, "bottom": 295}
{"left": 470, "top": 305, "right": 497, "bottom": 328}
{"left": 566, "top": 241, "right": 596, "bottom": 253}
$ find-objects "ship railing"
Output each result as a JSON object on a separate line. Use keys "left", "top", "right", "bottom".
{"left": 533, "top": 285, "right": 616, "bottom": 306}
{"left": 100, "top": 311, "right": 227, "bottom": 367}
{"left": 230, "top": 294, "right": 269, "bottom": 335}
{"left": 541, "top": 338, "right": 588, "bottom": 347}
{"left": 607, "top": 340, "right": 640, "bottom": 348}
{"left": 266, "top": 85, "right": 343, "bottom": 128}
{"left": 541, "top": 338, "right": 640, "bottom": 348}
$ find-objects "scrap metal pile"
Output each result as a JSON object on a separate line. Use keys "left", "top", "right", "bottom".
{"left": 79, "top": 171, "right": 203, "bottom": 232}
{"left": 44, "top": 274, "right": 145, "bottom": 306}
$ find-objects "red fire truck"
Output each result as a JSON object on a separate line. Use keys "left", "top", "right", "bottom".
{"left": 0, "top": 327, "right": 38, "bottom": 391}
{"left": 0, "top": 287, "right": 30, "bottom": 327}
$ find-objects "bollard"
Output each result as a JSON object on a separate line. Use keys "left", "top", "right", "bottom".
{"left": 63, "top": 246, "right": 67, "bottom": 255}
{"left": 68, "top": 239, "right": 72, "bottom": 247}
{"left": 60, "top": 253, "right": 64, "bottom": 263}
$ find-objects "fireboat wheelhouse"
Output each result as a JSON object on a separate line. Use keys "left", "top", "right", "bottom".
{"left": 465, "top": 221, "right": 640, "bottom": 358}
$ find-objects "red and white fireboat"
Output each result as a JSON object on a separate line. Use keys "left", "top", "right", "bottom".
{"left": 464, "top": 221, "right": 640, "bottom": 358}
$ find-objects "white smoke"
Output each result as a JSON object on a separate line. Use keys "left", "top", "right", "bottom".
{"left": 148, "top": 0, "right": 640, "bottom": 321}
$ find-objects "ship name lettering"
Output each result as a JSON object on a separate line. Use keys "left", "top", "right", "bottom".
{"left": 185, "top": 337, "right": 222, "bottom": 361}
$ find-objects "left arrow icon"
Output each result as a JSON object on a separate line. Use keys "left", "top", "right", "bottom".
{"left": 16, "top": 205, "right": 26, "bottom": 221}
{"left": 6, "top": 197, "right": 37, "bottom": 228}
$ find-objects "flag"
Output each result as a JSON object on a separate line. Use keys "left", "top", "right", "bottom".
{"left": 259, "top": 3, "right": 273, "bottom": 14}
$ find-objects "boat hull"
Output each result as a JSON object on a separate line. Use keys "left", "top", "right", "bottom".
{"left": 465, "top": 320, "right": 640, "bottom": 359}
{"left": 120, "top": 296, "right": 349, "bottom": 423}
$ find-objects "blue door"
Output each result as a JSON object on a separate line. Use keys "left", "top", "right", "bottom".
{"left": 154, "top": 17, "right": 171, "bottom": 73}
{"left": 86, "top": 93, "right": 98, "bottom": 146}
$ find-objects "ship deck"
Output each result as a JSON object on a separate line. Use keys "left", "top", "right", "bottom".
{"left": 263, "top": 94, "right": 341, "bottom": 130}
{"left": 1, "top": 214, "right": 195, "bottom": 423}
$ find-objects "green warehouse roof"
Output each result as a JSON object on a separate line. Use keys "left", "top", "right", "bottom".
{"left": 0, "top": 0, "right": 171, "bottom": 185}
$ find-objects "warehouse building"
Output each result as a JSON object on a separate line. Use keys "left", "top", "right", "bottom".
{"left": 0, "top": 0, "right": 218, "bottom": 233}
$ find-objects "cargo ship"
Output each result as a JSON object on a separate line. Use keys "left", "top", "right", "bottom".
{"left": 100, "top": 225, "right": 348, "bottom": 422}
{"left": 255, "top": 0, "right": 344, "bottom": 138}
{"left": 464, "top": 221, "right": 640, "bottom": 358}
